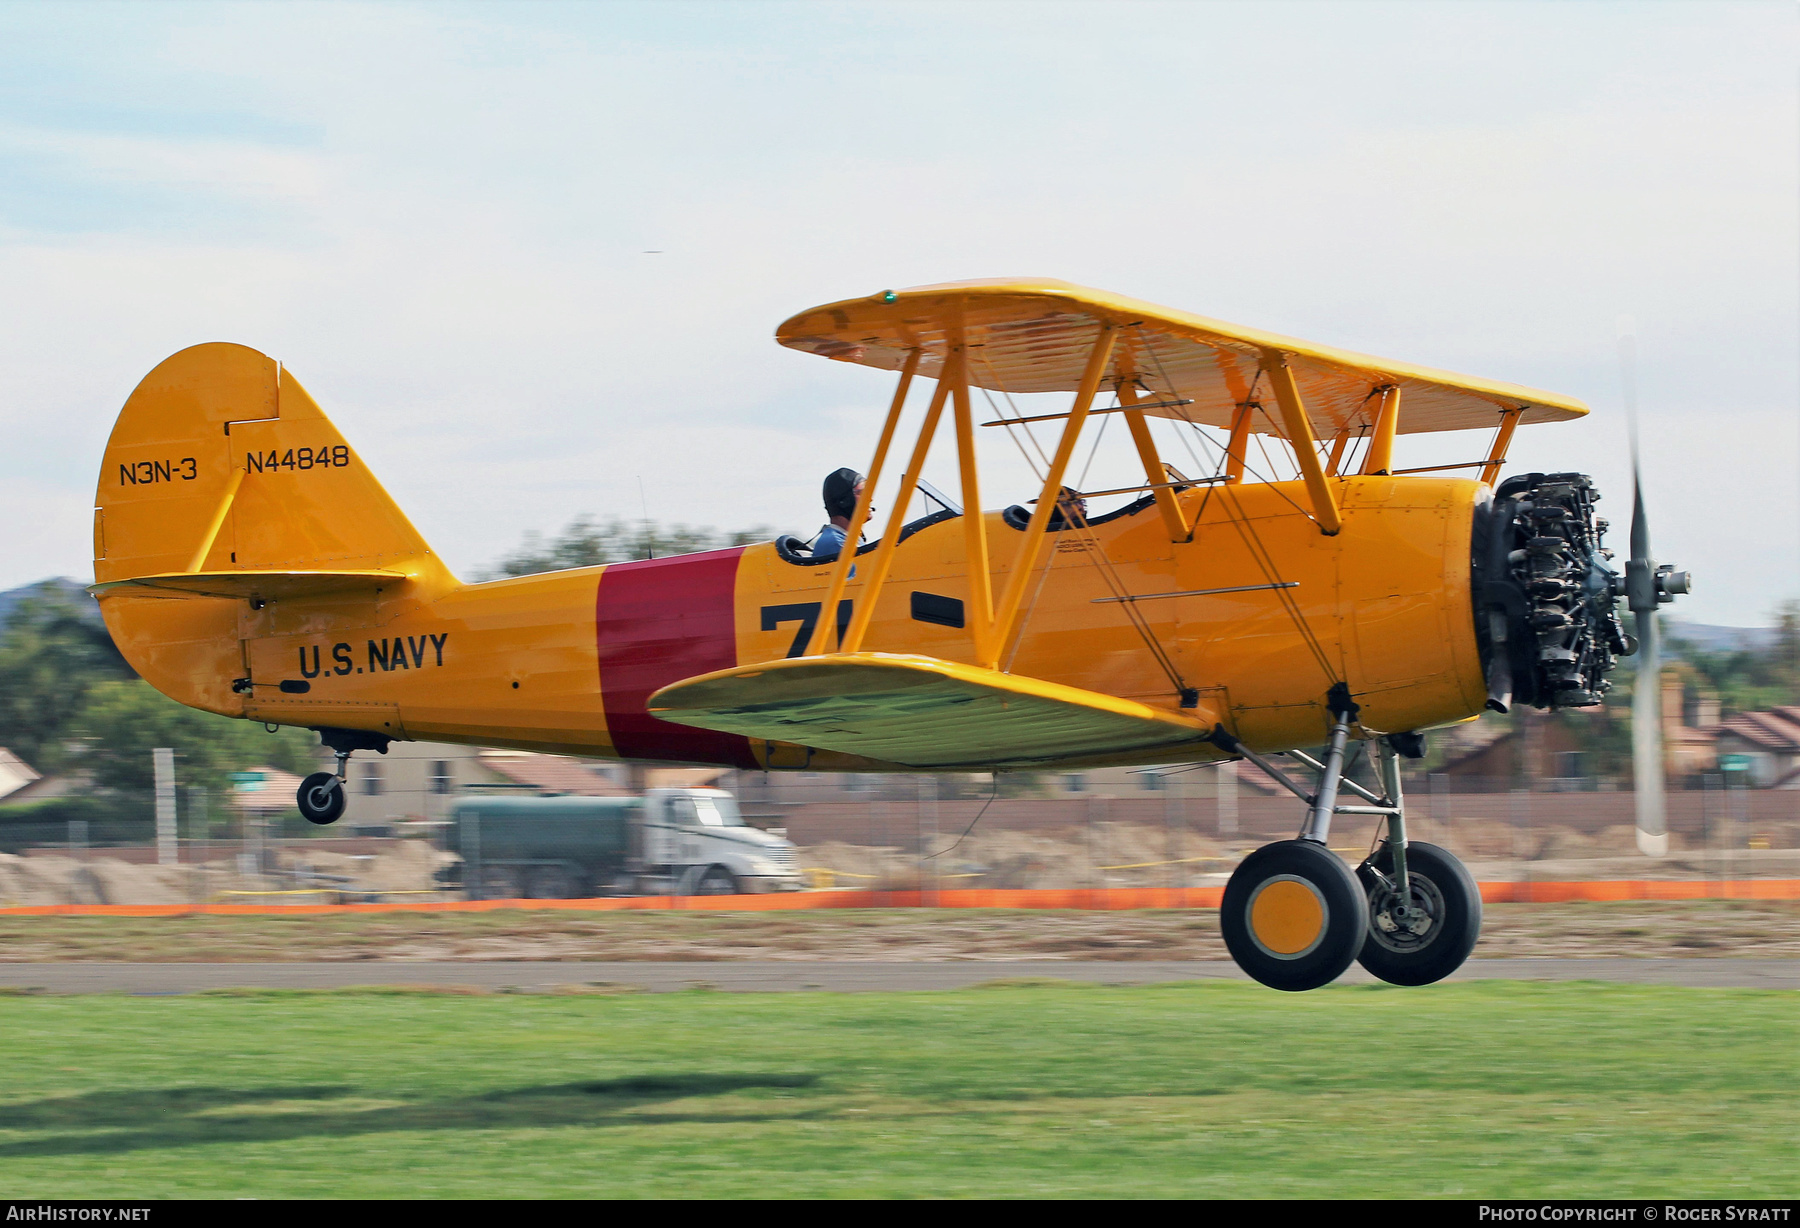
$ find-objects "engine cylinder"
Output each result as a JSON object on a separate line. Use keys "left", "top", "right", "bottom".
{"left": 1471, "top": 472, "right": 1629, "bottom": 712}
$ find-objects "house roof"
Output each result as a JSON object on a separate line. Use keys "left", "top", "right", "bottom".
{"left": 1716, "top": 709, "right": 1800, "bottom": 753}
{"left": 477, "top": 751, "right": 633, "bottom": 797}
{"left": 0, "top": 748, "right": 40, "bottom": 801}
{"left": 231, "top": 767, "right": 305, "bottom": 814}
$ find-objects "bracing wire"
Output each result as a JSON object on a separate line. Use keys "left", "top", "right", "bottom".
{"left": 1133, "top": 331, "right": 1324, "bottom": 527}
{"left": 925, "top": 773, "right": 1002, "bottom": 859}
{"left": 1216, "top": 480, "right": 1339, "bottom": 683}
{"left": 977, "top": 327, "right": 1342, "bottom": 699}
{"left": 1135, "top": 332, "right": 1311, "bottom": 528}
{"left": 1342, "top": 423, "right": 1373, "bottom": 477}
{"left": 1041, "top": 392, "right": 1190, "bottom": 694}
{"left": 974, "top": 351, "right": 1053, "bottom": 477}
{"left": 1253, "top": 428, "right": 1299, "bottom": 494}
{"left": 999, "top": 405, "right": 1121, "bottom": 672}
{"left": 1485, "top": 415, "right": 1509, "bottom": 474}
{"left": 1063, "top": 499, "right": 1190, "bottom": 696}
{"left": 1002, "top": 526, "right": 1063, "bottom": 673}
{"left": 997, "top": 406, "right": 1114, "bottom": 674}
{"left": 979, "top": 384, "right": 1048, "bottom": 485}
{"left": 972, "top": 349, "right": 1189, "bottom": 696}
{"left": 1135, "top": 329, "right": 1340, "bottom": 685}
{"left": 1130, "top": 327, "right": 1234, "bottom": 507}
{"left": 1336, "top": 389, "right": 1383, "bottom": 478}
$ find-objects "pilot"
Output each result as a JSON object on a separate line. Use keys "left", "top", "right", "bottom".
{"left": 1047, "top": 486, "right": 1088, "bottom": 529}
{"left": 813, "top": 468, "right": 866, "bottom": 559}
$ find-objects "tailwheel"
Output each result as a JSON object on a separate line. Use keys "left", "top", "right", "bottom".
{"left": 1221, "top": 840, "right": 1368, "bottom": 992}
{"left": 1355, "top": 841, "right": 1481, "bottom": 986}
{"left": 296, "top": 772, "right": 346, "bottom": 825}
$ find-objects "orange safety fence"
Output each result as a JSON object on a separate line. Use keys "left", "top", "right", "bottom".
{"left": 1478, "top": 879, "right": 1800, "bottom": 903}
{"left": 0, "top": 880, "right": 1797, "bottom": 916}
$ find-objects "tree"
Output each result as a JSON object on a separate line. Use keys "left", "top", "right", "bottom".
{"left": 1666, "top": 601, "right": 1800, "bottom": 716}
{"left": 0, "top": 584, "right": 136, "bottom": 771}
{"left": 482, "top": 516, "right": 772, "bottom": 580}
{"left": 72, "top": 680, "right": 317, "bottom": 831}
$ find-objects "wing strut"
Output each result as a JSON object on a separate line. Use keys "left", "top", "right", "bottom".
{"left": 1360, "top": 386, "right": 1402, "bottom": 475}
{"left": 1223, "top": 401, "right": 1255, "bottom": 483}
{"left": 1478, "top": 407, "right": 1524, "bottom": 487}
{"left": 806, "top": 348, "right": 920, "bottom": 656}
{"left": 1259, "top": 348, "right": 1342, "bottom": 535}
{"left": 984, "top": 323, "right": 1115, "bottom": 669}
{"left": 948, "top": 326, "right": 996, "bottom": 662}
{"left": 837, "top": 359, "right": 950, "bottom": 655}
{"left": 1116, "top": 368, "right": 1194, "bottom": 543}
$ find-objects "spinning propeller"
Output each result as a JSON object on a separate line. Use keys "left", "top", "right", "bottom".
{"left": 1618, "top": 332, "right": 1692, "bottom": 857}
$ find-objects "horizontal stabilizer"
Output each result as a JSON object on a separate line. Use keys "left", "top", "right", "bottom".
{"left": 90, "top": 569, "right": 405, "bottom": 601}
{"left": 648, "top": 653, "right": 1219, "bottom": 769}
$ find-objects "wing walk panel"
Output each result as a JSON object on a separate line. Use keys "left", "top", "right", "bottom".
{"left": 648, "top": 652, "right": 1221, "bottom": 770}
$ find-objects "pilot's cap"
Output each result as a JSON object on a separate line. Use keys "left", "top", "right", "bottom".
{"left": 823, "top": 468, "right": 862, "bottom": 518}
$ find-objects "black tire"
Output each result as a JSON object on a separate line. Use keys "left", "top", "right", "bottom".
{"left": 1221, "top": 840, "right": 1368, "bottom": 992}
{"left": 296, "top": 772, "right": 346, "bottom": 825}
{"left": 526, "top": 865, "right": 579, "bottom": 899}
{"left": 695, "top": 866, "right": 739, "bottom": 896}
{"left": 1355, "top": 841, "right": 1481, "bottom": 986}
{"left": 478, "top": 865, "right": 522, "bottom": 900}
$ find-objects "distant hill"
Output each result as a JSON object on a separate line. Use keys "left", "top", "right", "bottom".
{"left": 1663, "top": 621, "right": 1780, "bottom": 655}
{"left": 0, "top": 578, "right": 103, "bottom": 629}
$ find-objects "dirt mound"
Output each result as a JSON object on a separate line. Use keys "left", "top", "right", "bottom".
{"left": 0, "top": 841, "right": 458, "bottom": 906}
{"left": 798, "top": 823, "right": 1235, "bottom": 890}
{"left": 0, "top": 854, "right": 197, "bottom": 906}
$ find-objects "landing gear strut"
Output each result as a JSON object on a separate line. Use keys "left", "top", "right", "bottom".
{"left": 294, "top": 727, "right": 390, "bottom": 826}
{"left": 1210, "top": 686, "right": 1480, "bottom": 991}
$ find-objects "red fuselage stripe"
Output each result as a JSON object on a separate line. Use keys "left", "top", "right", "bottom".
{"left": 595, "top": 548, "right": 759, "bottom": 769}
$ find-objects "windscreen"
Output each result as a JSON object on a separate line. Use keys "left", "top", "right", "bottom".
{"left": 689, "top": 794, "right": 744, "bottom": 827}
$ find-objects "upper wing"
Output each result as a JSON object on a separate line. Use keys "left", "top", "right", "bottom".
{"left": 777, "top": 278, "right": 1586, "bottom": 439}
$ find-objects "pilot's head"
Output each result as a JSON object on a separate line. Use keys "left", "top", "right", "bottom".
{"left": 1054, "top": 486, "right": 1088, "bottom": 523}
{"left": 823, "top": 468, "right": 863, "bottom": 520}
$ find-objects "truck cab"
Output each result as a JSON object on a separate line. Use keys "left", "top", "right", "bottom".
{"left": 634, "top": 788, "right": 805, "bottom": 894}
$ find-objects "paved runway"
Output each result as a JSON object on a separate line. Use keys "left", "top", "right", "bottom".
{"left": 0, "top": 959, "right": 1793, "bottom": 994}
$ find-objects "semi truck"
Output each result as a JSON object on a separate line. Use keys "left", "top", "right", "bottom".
{"left": 446, "top": 787, "right": 805, "bottom": 899}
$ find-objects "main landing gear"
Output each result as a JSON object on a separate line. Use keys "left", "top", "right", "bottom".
{"left": 295, "top": 728, "right": 390, "bottom": 826}
{"left": 1209, "top": 685, "right": 1482, "bottom": 992}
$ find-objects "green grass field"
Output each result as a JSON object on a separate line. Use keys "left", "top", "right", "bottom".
{"left": 4, "top": 980, "right": 1795, "bottom": 1199}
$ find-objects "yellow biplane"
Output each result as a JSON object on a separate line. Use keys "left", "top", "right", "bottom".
{"left": 89, "top": 278, "right": 1688, "bottom": 990}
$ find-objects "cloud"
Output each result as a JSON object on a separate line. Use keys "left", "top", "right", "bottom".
{"left": 0, "top": 1, "right": 1793, "bottom": 624}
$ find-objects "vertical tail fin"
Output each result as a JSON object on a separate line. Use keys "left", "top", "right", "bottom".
{"left": 93, "top": 343, "right": 450, "bottom": 586}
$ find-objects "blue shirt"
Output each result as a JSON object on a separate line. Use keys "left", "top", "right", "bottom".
{"left": 813, "top": 523, "right": 846, "bottom": 558}
{"left": 813, "top": 524, "right": 856, "bottom": 577}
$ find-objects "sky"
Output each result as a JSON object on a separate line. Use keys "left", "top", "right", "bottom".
{"left": 1, "top": 0, "right": 1795, "bottom": 625}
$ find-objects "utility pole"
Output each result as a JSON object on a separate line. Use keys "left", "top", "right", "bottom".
{"left": 153, "top": 748, "right": 177, "bottom": 867}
